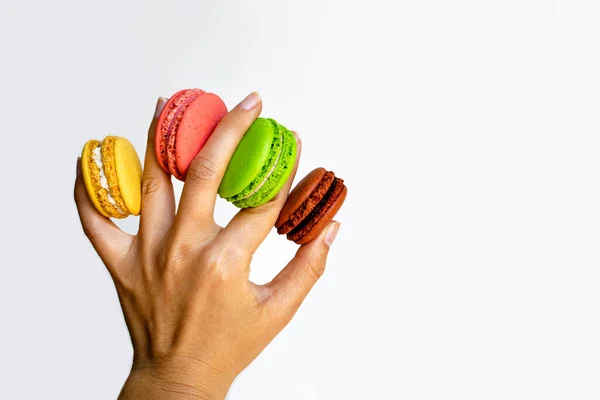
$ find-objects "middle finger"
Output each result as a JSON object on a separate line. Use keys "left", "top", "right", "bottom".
{"left": 175, "top": 92, "right": 262, "bottom": 234}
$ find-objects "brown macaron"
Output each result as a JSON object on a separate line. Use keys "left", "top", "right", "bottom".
{"left": 276, "top": 168, "right": 347, "bottom": 244}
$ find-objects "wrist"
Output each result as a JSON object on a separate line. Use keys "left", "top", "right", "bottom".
{"left": 119, "top": 354, "right": 234, "bottom": 400}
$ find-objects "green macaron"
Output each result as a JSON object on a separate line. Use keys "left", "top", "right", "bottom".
{"left": 219, "top": 118, "right": 297, "bottom": 208}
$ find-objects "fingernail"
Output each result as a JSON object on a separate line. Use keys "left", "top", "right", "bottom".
{"left": 76, "top": 157, "right": 82, "bottom": 177}
{"left": 238, "top": 92, "right": 261, "bottom": 110}
{"left": 324, "top": 222, "right": 341, "bottom": 247}
{"left": 154, "top": 97, "right": 168, "bottom": 118}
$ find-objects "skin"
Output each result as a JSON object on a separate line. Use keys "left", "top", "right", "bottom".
{"left": 73, "top": 93, "right": 341, "bottom": 400}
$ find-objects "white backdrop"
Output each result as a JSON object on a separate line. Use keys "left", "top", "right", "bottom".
{"left": 1, "top": 0, "right": 599, "bottom": 399}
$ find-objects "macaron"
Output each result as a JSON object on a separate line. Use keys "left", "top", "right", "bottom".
{"left": 155, "top": 89, "right": 228, "bottom": 181}
{"left": 218, "top": 118, "right": 297, "bottom": 208}
{"left": 81, "top": 136, "right": 143, "bottom": 219}
{"left": 275, "top": 168, "right": 347, "bottom": 244}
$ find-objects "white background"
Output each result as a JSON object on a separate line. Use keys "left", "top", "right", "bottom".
{"left": 1, "top": 0, "right": 599, "bottom": 399}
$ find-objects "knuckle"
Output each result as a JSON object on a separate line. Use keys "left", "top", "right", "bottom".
{"left": 81, "top": 221, "right": 100, "bottom": 241}
{"left": 160, "top": 233, "right": 193, "bottom": 268}
{"left": 305, "top": 254, "right": 326, "bottom": 281}
{"left": 187, "top": 154, "right": 219, "bottom": 187}
{"left": 221, "top": 244, "right": 246, "bottom": 265}
{"left": 202, "top": 244, "right": 224, "bottom": 271}
{"left": 141, "top": 177, "right": 162, "bottom": 200}
{"left": 162, "top": 241, "right": 190, "bottom": 267}
{"left": 202, "top": 244, "right": 245, "bottom": 282}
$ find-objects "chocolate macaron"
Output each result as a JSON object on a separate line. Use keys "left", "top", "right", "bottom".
{"left": 276, "top": 168, "right": 347, "bottom": 244}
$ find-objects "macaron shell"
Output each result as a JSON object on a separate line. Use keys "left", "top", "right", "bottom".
{"left": 155, "top": 89, "right": 194, "bottom": 174}
{"left": 175, "top": 93, "right": 228, "bottom": 179}
{"left": 228, "top": 120, "right": 282, "bottom": 203}
{"left": 114, "top": 137, "right": 143, "bottom": 215}
{"left": 275, "top": 167, "right": 327, "bottom": 228}
{"left": 219, "top": 118, "right": 274, "bottom": 199}
{"left": 81, "top": 140, "right": 111, "bottom": 218}
{"left": 234, "top": 122, "right": 297, "bottom": 208}
{"left": 277, "top": 172, "right": 335, "bottom": 235}
{"left": 294, "top": 185, "right": 347, "bottom": 245}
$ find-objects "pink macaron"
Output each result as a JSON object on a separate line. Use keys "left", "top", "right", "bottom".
{"left": 155, "top": 89, "right": 228, "bottom": 181}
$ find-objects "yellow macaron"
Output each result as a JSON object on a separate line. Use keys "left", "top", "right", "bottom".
{"left": 81, "top": 136, "right": 142, "bottom": 218}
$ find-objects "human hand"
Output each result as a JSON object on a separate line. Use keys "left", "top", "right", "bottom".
{"left": 74, "top": 92, "right": 341, "bottom": 400}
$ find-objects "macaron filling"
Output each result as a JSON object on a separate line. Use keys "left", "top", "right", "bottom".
{"left": 92, "top": 144, "right": 126, "bottom": 216}
{"left": 159, "top": 89, "right": 204, "bottom": 178}
{"left": 288, "top": 177, "right": 345, "bottom": 242}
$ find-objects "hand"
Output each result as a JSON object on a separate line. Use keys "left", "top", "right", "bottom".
{"left": 73, "top": 92, "right": 341, "bottom": 400}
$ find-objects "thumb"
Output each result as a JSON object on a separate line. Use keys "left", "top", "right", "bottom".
{"left": 74, "top": 157, "right": 134, "bottom": 275}
{"left": 263, "top": 221, "right": 341, "bottom": 321}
